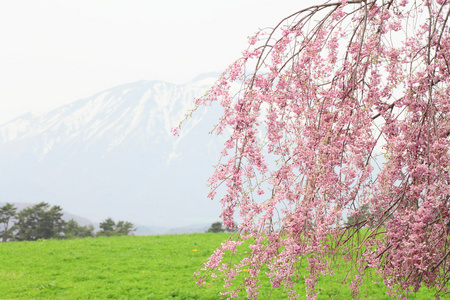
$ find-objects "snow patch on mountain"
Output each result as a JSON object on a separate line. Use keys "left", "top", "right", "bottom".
{"left": 0, "top": 74, "right": 225, "bottom": 228}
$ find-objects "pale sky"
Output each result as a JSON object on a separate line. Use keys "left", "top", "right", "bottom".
{"left": 0, "top": 0, "right": 308, "bottom": 125}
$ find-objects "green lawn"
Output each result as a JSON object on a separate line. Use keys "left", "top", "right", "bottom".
{"left": 0, "top": 233, "right": 229, "bottom": 299}
{"left": 0, "top": 233, "right": 447, "bottom": 299}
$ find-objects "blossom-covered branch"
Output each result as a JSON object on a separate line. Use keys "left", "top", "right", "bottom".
{"left": 179, "top": 0, "right": 450, "bottom": 299}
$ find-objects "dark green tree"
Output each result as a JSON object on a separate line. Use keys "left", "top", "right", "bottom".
{"left": 115, "top": 220, "right": 135, "bottom": 236}
{"left": 207, "top": 222, "right": 224, "bottom": 233}
{"left": 63, "top": 219, "right": 94, "bottom": 239}
{"left": 207, "top": 222, "right": 235, "bottom": 233}
{"left": 0, "top": 203, "right": 17, "bottom": 242}
{"left": 14, "top": 202, "right": 66, "bottom": 241}
{"left": 97, "top": 218, "right": 135, "bottom": 237}
{"left": 97, "top": 218, "right": 117, "bottom": 237}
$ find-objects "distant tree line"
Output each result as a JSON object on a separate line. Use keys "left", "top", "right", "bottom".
{"left": 206, "top": 221, "right": 235, "bottom": 233}
{"left": 0, "top": 202, "right": 135, "bottom": 242}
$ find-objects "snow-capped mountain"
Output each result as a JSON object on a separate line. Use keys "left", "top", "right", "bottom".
{"left": 0, "top": 73, "right": 225, "bottom": 228}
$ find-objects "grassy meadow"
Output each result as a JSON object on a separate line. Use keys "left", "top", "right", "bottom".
{"left": 0, "top": 233, "right": 447, "bottom": 299}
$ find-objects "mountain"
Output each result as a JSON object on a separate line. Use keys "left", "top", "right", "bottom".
{"left": 165, "top": 224, "right": 211, "bottom": 234}
{"left": 135, "top": 224, "right": 211, "bottom": 235}
{"left": 0, "top": 74, "right": 225, "bottom": 229}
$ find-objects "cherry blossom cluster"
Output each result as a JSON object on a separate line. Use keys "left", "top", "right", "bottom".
{"left": 178, "top": 0, "right": 450, "bottom": 299}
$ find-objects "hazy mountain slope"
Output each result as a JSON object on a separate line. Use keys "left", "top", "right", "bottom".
{"left": 0, "top": 74, "right": 225, "bottom": 228}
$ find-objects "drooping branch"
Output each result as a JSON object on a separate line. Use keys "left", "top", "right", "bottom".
{"left": 181, "top": 1, "right": 450, "bottom": 299}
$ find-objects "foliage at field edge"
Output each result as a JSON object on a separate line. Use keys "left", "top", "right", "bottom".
{"left": 0, "top": 202, "right": 135, "bottom": 241}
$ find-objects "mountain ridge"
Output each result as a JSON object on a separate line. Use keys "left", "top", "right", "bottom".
{"left": 0, "top": 74, "right": 224, "bottom": 228}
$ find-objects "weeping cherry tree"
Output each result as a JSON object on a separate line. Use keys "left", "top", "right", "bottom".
{"left": 175, "top": 0, "right": 450, "bottom": 299}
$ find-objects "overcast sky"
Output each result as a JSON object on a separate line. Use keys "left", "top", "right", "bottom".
{"left": 0, "top": 0, "right": 309, "bottom": 125}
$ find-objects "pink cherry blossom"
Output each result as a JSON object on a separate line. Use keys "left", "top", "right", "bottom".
{"left": 178, "top": 0, "right": 450, "bottom": 299}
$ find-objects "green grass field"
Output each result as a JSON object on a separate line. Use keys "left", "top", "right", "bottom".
{"left": 0, "top": 233, "right": 447, "bottom": 299}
